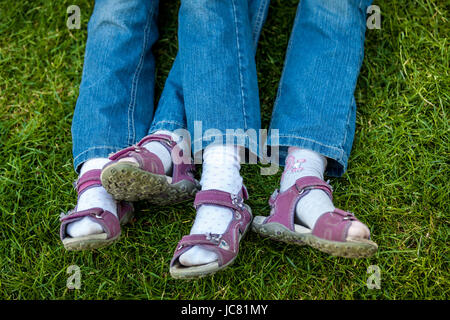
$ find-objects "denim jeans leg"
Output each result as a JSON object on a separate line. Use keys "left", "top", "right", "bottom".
{"left": 268, "top": 0, "right": 373, "bottom": 177}
{"left": 72, "top": 0, "right": 160, "bottom": 172}
{"left": 179, "top": 0, "right": 261, "bottom": 159}
{"left": 149, "top": 53, "right": 187, "bottom": 134}
{"left": 150, "top": 1, "right": 270, "bottom": 147}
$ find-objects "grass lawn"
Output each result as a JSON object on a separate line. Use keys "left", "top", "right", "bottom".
{"left": 0, "top": 0, "right": 448, "bottom": 299}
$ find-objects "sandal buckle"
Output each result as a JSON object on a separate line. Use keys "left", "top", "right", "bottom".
{"left": 205, "top": 232, "right": 221, "bottom": 244}
{"left": 93, "top": 213, "right": 103, "bottom": 219}
{"left": 231, "top": 194, "right": 245, "bottom": 210}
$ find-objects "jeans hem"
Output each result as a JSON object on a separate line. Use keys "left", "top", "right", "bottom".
{"left": 73, "top": 146, "right": 124, "bottom": 174}
{"left": 268, "top": 135, "right": 349, "bottom": 177}
{"left": 149, "top": 120, "right": 186, "bottom": 134}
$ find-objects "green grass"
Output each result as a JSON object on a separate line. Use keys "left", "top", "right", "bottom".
{"left": 0, "top": 0, "right": 448, "bottom": 299}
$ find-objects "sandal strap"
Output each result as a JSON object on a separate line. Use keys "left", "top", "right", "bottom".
{"left": 75, "top": 169, "right": 102, "bottom": 194}
{"left": 106, "top": 134, "right": 197, "bottom": 184}
{"left": 170, "top": 228, "right": 242, "bottom": 268}
{"left": 294, "top": 176, "right": 333, "bottom": 200}
{"left": 59, "top": 208, "right": 121, "bottom": 241}
{"left": 139, "top": 134, "right": 197, "bottom": 184}
{"left": 107, "top": 144, "right": 165, "bottom": 175}
{"left": 193, "top": 186, "right": 248, "bottom": 211}
{"left": 264, "top": 176, "right": 333, "bottom": 231}
{"left": 171, "top": 187, "right": 251, "bottom": 267}
{"left": 312, "top": 208, "right": 360, "bottom": 242}
{"left": 137, "top": 133, "right": 177, "bottom": 152}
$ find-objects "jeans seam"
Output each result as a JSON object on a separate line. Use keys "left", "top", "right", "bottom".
{"left": 342, "top": 4, "right": 367, "bottom": 153}
{"left": 74, "top": 145, "right": 124, "bottom": 163}
{"left": 127, "top": 6, "right": 154, "bottom": 146}
{"left": 269, "top": 0, "right": 303, "bottom": 128}
{"left": 231, "top": 0, "right": 248, "bottom": 130}
{"left": 252, "top": 0, "right": 269, "bottom": 50}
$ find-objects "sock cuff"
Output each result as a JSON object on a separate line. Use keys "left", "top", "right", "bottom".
{"left": 80, "top": 158, "right": 110, "bottom": 177}
{"left": 286, "top": 148, "right": 327, "bottom": 170}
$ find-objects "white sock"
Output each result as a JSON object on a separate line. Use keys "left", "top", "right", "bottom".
{"left": 66, "top": 158, "right": 117, "bottom": 238}
{"left": 179, "top": 144, "right": 243, "bottom": 266}
{"left": 280, "top": 148, "right": 335, "bottom": 229}
{"left": 281, "top": 148, "right": 371, "bottom": 240}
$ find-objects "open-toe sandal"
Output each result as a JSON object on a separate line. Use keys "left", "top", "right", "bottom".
{"left": 60, "top": 169, "right": 134, "bottom": 251}
{"left": 170, "top": 186, "right": 252, "bottom": 279}
{"left": 101, "top": 133, "right": 200, "bottom": 205}
{"left": 252, "top": 176, "right": 378, "bottom": 258}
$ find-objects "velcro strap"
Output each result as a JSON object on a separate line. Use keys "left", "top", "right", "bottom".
{"left": 177, "top": 234, "right": 221, "bottom": 249}
{"left": 194, "top": 189, "right": 240, "bottom": 211}
{"left": 295, "top": 176, "right": 333, "bottom": 199}
{"left": 193, "top": 186, "right": 248, "bottom": 211}
{"left": 108, "top": 145, "right": 136, "bottom": 160}
{"left": 138, "top": 134, "right": 177, "bottom": 153}
{"left": 76, "top": 169, "right": 102, "bottom": 194}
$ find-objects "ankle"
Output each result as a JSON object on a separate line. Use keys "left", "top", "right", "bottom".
{"left": 280, "top": 148, "right": 327, "bottom": 192}
{"left": 200, "top": 144, "right": 242, "bottom": 194}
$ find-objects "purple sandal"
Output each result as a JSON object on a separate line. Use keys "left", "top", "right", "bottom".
{"left": 100, "top": 133, "right": 200, "bottom": 205}
{"left": 60, "top": 169, "right": 134, "bottom": 251}
{"left": 170, "top": 186, "right": 252, "bottom": 279}
{"left": 252, "top": 176, "right": 378, "bottom": 258}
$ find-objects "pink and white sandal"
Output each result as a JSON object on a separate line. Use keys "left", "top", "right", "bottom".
{"left": 101, "top": 133, "right": 200, "bottom": 205}
{"left": 60, "top": 169, "right": 134, "bottom": 251}
{"left": 170, "top": 186, "right": 252, "bottom": 279}
{"left": 252, "top": 176, "right": 378, "bottom": 258}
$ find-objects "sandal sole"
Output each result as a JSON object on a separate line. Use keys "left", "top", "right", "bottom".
{"left": 101, "top": 162, "right": 200, "bottom": 205}
{"left": 62, "top": 211, "right": 134, "bottom": 251}
{"left": 63, "top": 233, "right": 121, "bottom": 251}
{"left": 252, "top": 216, "right": 377, "bottom": 258}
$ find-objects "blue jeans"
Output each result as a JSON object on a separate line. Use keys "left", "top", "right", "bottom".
{"left": 72, "top": 0, "right": 269, "bottom": 172}
{"left": 72, "top": 0, "right": 372, "bottom": 177}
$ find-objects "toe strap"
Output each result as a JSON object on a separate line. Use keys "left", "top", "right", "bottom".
{"left": 60, "top": 208, "right": 120, "bottom": 241}
{"left": 170, "top": 233, "right": 239, "bottom": 268}
{"left": 171, "top": 187, "right": 252, "bottom": 268}
{"left": 312, "top": 208, "right": 364, "bottom": 242}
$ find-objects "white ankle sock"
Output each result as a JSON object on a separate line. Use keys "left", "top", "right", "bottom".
{"left": 179, "top": 144, "right": 242, "bottom": 267}
{"left": 66, "top": 157, "right": 117, "bottom": 238}
{"left": 281, "top": 148, "right": 371, "bottom": 240}
{"left": 280, "top": 148, "right": 335, "bottom": 229}
{"left": 142, "top": 141, "right": 172, "bottom": 174}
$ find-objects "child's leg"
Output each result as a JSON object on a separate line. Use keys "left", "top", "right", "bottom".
{"left": 64, "top": 0, "right": 160, "bottom": 245}
{"left": 169, "top": 0, "right": 267, "bottom": 276}
{"left": 267, "top": 0, "right": 373, "bottom": 177}
{"left": 66, "top": 158, "right": 115, "bottom": 238}
{"left": 280, "top": 147, "right": 370, "bottom": 240}
{"left": 179, "top": 144, "right": 243, "bottom": 266}
{"left": 256, "top": 0, "right": 375, "bottom": 256}
{"left": 72, "top": 0, "right": 160, "bottom": 173}
{"left": 268, "top": 0, "right": 373, "bottom": 237}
